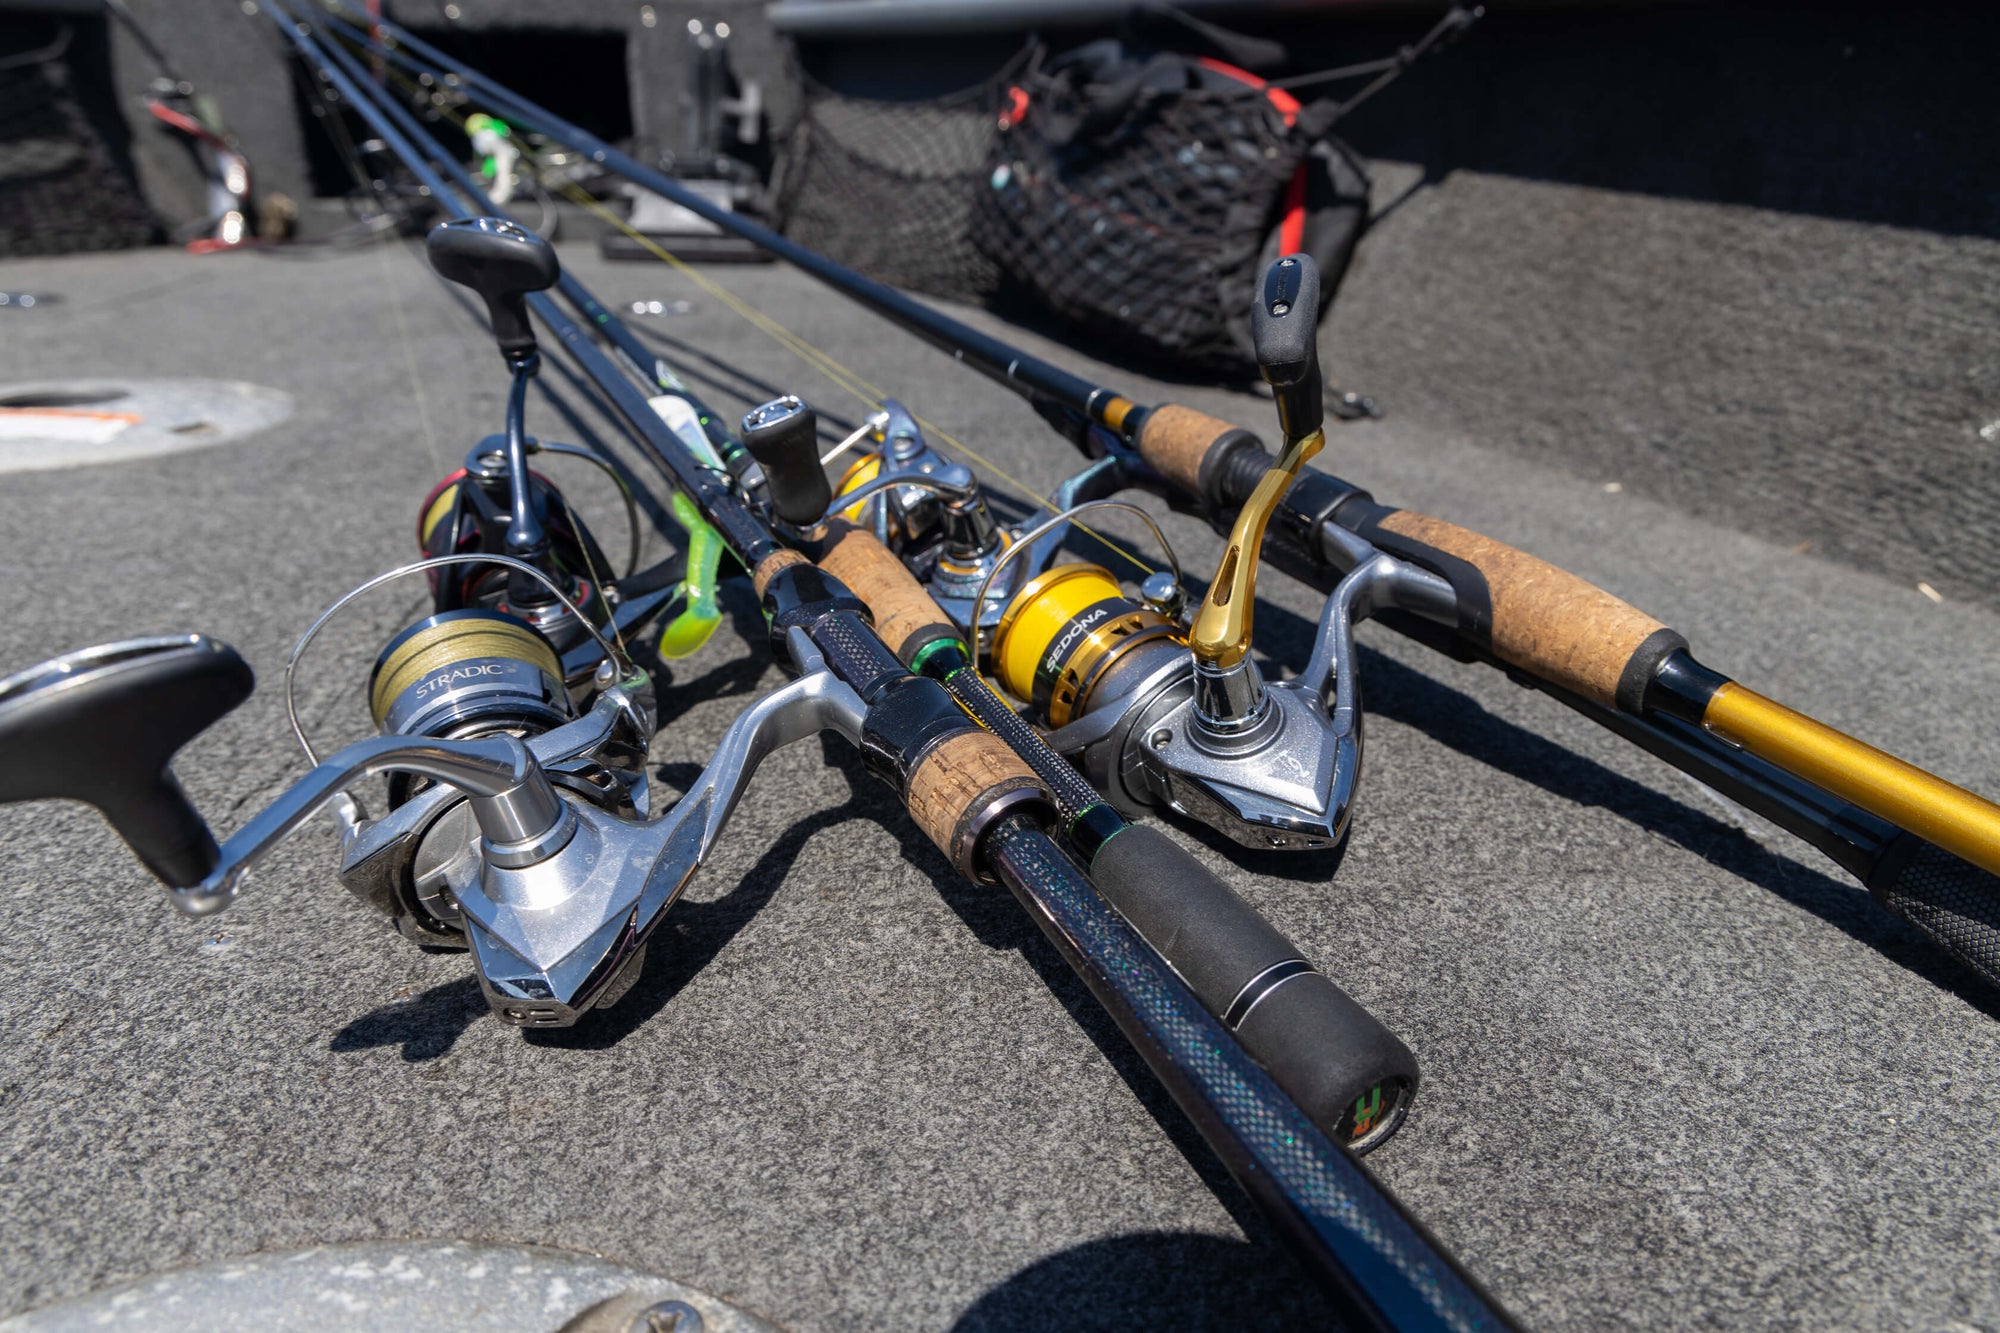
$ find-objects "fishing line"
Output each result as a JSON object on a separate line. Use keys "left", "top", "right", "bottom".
{"left": 378, "top": 237, "right": 449, "bottom": 479}
{"left": 551, "top": 487, "right": 632, "bottom": 664}
{"left": 546, "top": 182, "right": 1162, "bottom": 577}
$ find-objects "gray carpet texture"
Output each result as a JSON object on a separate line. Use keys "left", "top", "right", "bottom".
{"left": 0, "top": 241, "right": 1996, "bottom": 1332}
{"left": 1330, "top": 161, "right": 2000, "bottom": 615}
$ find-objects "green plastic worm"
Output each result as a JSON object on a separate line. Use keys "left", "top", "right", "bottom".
{"left": 659, "top": 488, "right": 723, "bottom": 659}
{"left": 650, "top": 393, "right": 728, "bottom": 659}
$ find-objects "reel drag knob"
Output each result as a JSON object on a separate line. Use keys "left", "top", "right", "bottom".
{"left": 741, "top": 395, "right": 833, "bottom": 527}
{"left": 425, "top": 216, "right": 560, "bottom": 366}
{"left": 0, "top": 636, "right": 253, "bottom": 887}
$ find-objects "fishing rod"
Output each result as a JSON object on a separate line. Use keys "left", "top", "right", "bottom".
{"left": 106, "top": 0, "right": 257, "bottom": 249}
{"left": 288, "top": 0, "right": 1432, "bottom": 1165}
{"left": 269, "top": 19, "right": 1490, "bottom": 1317}
{"left": 330, "top": 2, "right": 2000, "bottom": 989}
{"left": 0, "top": 7, "right": 1518, "bottom": 1325}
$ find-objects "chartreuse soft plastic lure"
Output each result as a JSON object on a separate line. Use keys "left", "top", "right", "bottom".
{"left": 659, "top": 488, "right": 722, "bottom": 658}
{"left": 463, "top": 113, "right": 519, "bottom": 201}
{"left": 648, "top": 392, "right": 728, "bottom": 659}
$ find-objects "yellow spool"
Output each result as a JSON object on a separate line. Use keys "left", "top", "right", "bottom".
{"left": 993, "top": 564, "right": 1126, "bottom": 704}
{"left": 420, "top": 482, "right": 461, "bottom": 547}
{"left": 834, "top": 454, "right": 882, "bottom": 523}
{"left": 990, "top": 563, "right": 1178, "bottom": 727}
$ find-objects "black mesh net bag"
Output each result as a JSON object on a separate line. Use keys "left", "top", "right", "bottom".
{"left": 969, "top": 41, "right": 1369, "bottom": 377}
{"left": 0, "top": 26, "right": 157, "bottom": 258}
{"left": 773, "top": 47, "right": 1034, "bottom": 302}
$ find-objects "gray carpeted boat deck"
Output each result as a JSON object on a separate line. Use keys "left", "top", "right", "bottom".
{"left": 0, "top": 241, "right": 1995, "bottom": 1331}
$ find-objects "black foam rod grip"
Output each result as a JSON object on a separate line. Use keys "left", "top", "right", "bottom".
{"left": 741, "top": 395, "right": 834, "bottom": 526}
{"left": 0, "top": 635, "right": 253, "bottom": 888}
{"left": 1868, "top": 833, "right": 2000, "bottom": 987}
{"left": 1252, "top": 254, "right": 1324, "bottom": 440}
{"left": 1089, "top": 824, "right": 1419, "bottom": 1152}
{"left": 425, "top": 217, "right": 560, "bottom": 362}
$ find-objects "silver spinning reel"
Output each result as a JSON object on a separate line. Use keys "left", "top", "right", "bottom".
{"left": 833, "top": 257, "right": 1456, "bottom": 851}
{"left": 0, "top": 609, "right": 870, "bottom": 1028}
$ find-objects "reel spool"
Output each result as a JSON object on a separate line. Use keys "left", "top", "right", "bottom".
{"left": 370, "top": 609, "right": 575, "bottom": 741}
{"left": 369, "top": 608, "right": 577, "bottom": 807}
{"left": 834, "top": 449, "right": 939, "bottom": 541}
{"left": 834, "top": 453, "right": 880, "bottom": 524}
{"left": 991, "top": 563, "right": 1181, "bottom": 729}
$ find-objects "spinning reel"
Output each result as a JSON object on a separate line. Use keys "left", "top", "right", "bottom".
{"left": 832, "top": 254, "right": 1454, "bottom": 852}
{"left": 317, "top": 220, "right": 690, "bottom": 943}
{"left": 415, "top": 445, "right": 616, "bottom": 638}
{"left": 823, "top": 400, "right": 1017, "bottom": 634}
{"left": 274, "top": 222, "right": 691, "bottom": 960}
{"left": 333, "top": 571, "right": 652, "bottom": 950}
{"left": 0, "top": 225, "right": 848, "bottom": 1027}
{"left": 0, "top": 617, "right": 843, "bottom": 1027}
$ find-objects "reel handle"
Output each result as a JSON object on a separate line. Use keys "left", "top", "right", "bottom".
{"left": 742, "top": 395, "right": 833, "bottom": 526}
{"left": 425, "top": 216, "right": 559, "bottom": 364}
{"left": 1131, "top": 404, "right": 1688, "bottom": 711}
{"left": 1252, "top": 253, "right": 1324, "bottom": 441}
{"left": 0, "top": 636, "right": 253, "bottom": 888}
{"left": 183, "top": 730, "right": 572, "bottom": 918}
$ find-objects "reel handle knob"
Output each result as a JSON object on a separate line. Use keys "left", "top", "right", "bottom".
{"left": 1252, "top": 253, "right": 1324, "bottom": 442}
{"left": 741, "top": 395, "right": 832, "bottom": 526}
{"left": 425, "top": 216, "right": 560, "bottom": 364}
{"left": 0, "top": 636, "right": 253, "bottom": 888}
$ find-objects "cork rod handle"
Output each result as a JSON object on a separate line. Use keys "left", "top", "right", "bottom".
{"left": 814, "top": 519, "right": 964, "bottom": 665}
{"left": 1134, "top": 405, "right": 1686, "bottom": 712}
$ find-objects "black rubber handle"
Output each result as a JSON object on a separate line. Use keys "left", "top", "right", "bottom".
{"left": 425, "top": 216, "right": 560, "bottom": 362}
{"left": 741, "top": 395, "right": 833, "bottom": 526}
{"left": 1252, "top": 253, "right": 1324, "bottom": 440}
{"left": 1868, "top": 833, "right": 2000, "bottom": 988}
{"left": 0, "top": 636, "right": 253, "bottom": 888}
{"left": 1090, "top": 824, "right": 1418, "bottom": 1152}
